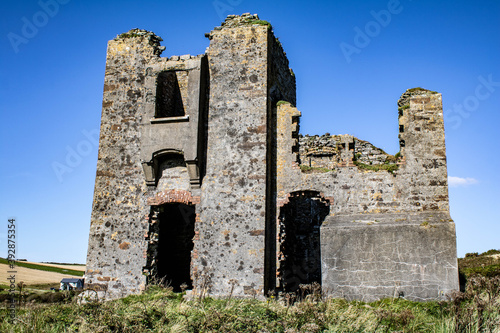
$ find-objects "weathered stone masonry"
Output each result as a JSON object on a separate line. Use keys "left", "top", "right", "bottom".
{"left": 85, "top": 14, "right": 459, "bottom": 302}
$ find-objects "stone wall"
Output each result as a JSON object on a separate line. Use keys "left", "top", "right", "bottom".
{"left": 85, "top": 30, "right": 164, "bottom": 300}
{"left": 397, "top": 88, "right": 450, "bottom": 212}
{"left": 192, "top": 15, "right": 271, "bottom": 298}
{"left": 299, "top": 134, "right": 394, "bottom": 169}
{"left": 321, "top": 212, "right": 458, "bottom": 302}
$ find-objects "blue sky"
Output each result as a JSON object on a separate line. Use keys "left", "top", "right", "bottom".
{"left": 1, "top": 0, "right": 498, "bottom": 264}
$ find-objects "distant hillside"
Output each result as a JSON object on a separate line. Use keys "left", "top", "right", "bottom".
{"left": 458, "top": 249, "right": 500, "bottom": 291}
{"left": 458, "top": 249, "right": 500, "bottom": 277}
{"left": 0, "top": 258, "right": 84, "bottom": 277}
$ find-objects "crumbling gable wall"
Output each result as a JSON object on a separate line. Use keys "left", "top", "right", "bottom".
{"left": 276, "top": 89, "right": 458, "bottom": 301}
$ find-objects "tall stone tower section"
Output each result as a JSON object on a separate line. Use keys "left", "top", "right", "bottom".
{"left": 191, "top": 14, "right": 296, "bottom": 297}
{"left": 398, "top": 88, "right": 450, "bottom": 212}
{"left": 85, "top": 30, "right": 165, "bottom": 299}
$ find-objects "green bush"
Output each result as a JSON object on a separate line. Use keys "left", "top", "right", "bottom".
{"left": 482, "top": 249, "right": 500, "bottom": 256}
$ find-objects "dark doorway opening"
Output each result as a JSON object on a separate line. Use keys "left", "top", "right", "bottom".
{"left": 156, "top": 203, "right": 195, "bottom": 291}
{"left": 278, "top": 191, "right": 329, "bottom": 293}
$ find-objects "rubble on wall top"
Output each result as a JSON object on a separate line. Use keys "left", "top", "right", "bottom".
{"left": 115, "top": 29, "right": 162, "bottom": 43}
{"left": 114, "top": 28, "right": 166, "bottom": 54}
{"left": 206, "top": 13, "right": 271, "bottom": 38}
{"left": 167, "top": 54, "right": 204, "bottom": 61}
{"left": 398, "top": 87, "right": 438, "bottom": 107}
{"left": 221, "top": 13, "right": 271, "bottom": 28}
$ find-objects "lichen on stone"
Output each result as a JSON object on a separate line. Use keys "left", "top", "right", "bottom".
{"left": 398, "top": 87, "right": 438, "bottom": 108}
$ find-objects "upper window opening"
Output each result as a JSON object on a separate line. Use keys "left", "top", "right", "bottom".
{"left": 155, "top": 71, "right": 185, "bottom": 118}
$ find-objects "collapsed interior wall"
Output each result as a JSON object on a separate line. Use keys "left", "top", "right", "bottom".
{"left": 299, "top": 134, "right": 397, "bottom": 169}
{"left": 276, "top": 92, "right": 459, "bottom": 301}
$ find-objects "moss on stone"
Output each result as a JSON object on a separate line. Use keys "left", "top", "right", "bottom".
{"left": 300, "top": 165, "right": 331, "bottom": 173}
{"left": 398, "top": 104, "right": 410, "bottom": 112}
{"left": 407, "top": 87, "right": 438, "bottom": 94}
{"left": 353, "top": 161, "right": 399, "bottom": 174}
{"left": 248, "top": 19, "right": 272, "bottom": 28}
{"left": 277, "top": 100, "right": 291, "bottom": 107}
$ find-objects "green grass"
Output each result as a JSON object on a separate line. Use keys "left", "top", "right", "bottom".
{"left": 300, "top": 165, "right": 331, "bottom": 173}
{"left": 1, "top": 250, "right": 499, "bottom": 332}
{"left": 246, "top": 19, "right": 272, "bottom": 28}
{"left": 1, "top": 279, "right": 499, "bottom": 333}
{"left": 353, "top": 161, "right": 399, "bottom": 174}
{"left": 0, "top": 258, "right": 84, "bottom": 277}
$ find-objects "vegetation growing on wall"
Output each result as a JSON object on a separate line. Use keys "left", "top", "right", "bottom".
{"left": 299, "top": 165, "right": 331, "bottom": 173}
{"left": 353, "top": 160, "right": 399, "bottom": 174}
{"left": 276, "top": 100, "right": 291, "bottom": 107}
{"left": 407, "top": 87, "right": 438, "bottom": 94}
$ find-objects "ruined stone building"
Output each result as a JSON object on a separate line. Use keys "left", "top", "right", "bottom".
{"left": 85, "top": 14, "right": 459, "bottom": 302}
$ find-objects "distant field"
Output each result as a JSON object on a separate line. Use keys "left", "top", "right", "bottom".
{"left": 0, "top": 263, "right": 82, "bottom": 287}
{"left": 24, "top": 261, "right": 85, "bottom": 272}
{"left": 0, "top": 258, "right": 85, "bottom": 288}
{"left": 0, "top": 258, "right": 84, "bottom": 277}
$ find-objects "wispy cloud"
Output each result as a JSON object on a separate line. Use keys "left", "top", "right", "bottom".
{"left": 448, "top": 176, "right": 478, "bottom": 187}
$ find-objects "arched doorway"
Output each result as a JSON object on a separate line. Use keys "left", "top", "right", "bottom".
{"left": 278, "top": 191, "right": 330, "bottom": 292}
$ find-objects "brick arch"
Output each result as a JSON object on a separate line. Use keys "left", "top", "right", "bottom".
{"left": 277, "top": 190, "right": 333, "bottom": 209}
{"left": 147, "top": 189, "right": 200, "bottom": 206}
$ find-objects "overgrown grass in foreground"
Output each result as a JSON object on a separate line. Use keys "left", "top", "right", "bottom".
{"left": 1, "top": 275, "right": 499, "bottom": 332}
